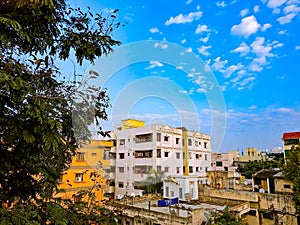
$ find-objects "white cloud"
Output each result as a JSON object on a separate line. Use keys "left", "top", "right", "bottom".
{"left": 272, "top": 8, "right": 281, "bottom": 14}
{"left": 199, "top": 35, "right": 210, "bottom": 43}
{"left": 154, "top": 42, "right": 168, "bottom": 49}
{"left": 273, "top": 42, "right": 284, "bottom": 48}
{"left": 186, "top": 0, "right": 193, "bottom": 4}
{"left": 254, "top": 5, "right": 260, "bottom": 13}
{"left": 296, "top": 46, "right": 300, "bottom": 50}
{"left": 231, "top": 15, "right": 261, "bottom": 38}
{"left": 278, "top": 30, "right": 287, "bottom": 34}
{"left": 231, "top": 42, "right": 250, "bottom": 56}
{"left": 185, "top": 47, "right": 192, "bottom": 53}
{"left": 216, "top": 1, "right": 226, "bottom": 7}
{"left": 223, "top": 64, "right": 243, "bottom": 78}
{"left": 195, "top": 24, "right": 210, "bottom": 34}
{"left": 277, "top": 12, "right": 296, "bottom": 24}
{"left": 283, "top": 4, "right": 300, "bottom": 13}
{"left": 145, "top": 61, "right": 164, "bottom": 70}
{"left": 267, "top": 0, "right": 287, "bottom": 8}
{"left": 250, "top": 37, "right": 273, "bottom": 58}
{"left": 149, "top": 27, "right": 159, "bottom": 33}
{"left": 240, "top": 9, "right": 249, "bottom": 17}
{"left": 211, "top": 57, "right": 228, "bottom": 71}
{"left": 181, "top": 39, "right": 187, "bottom": 44}
{"left": 197, "top": 46, "right": 211, "bottom": 57}
{"left": 261, "top": 23, "right": 272, "bottom": 31}
{"left": 165, "top": 11, "right": 202, "bottom": 25}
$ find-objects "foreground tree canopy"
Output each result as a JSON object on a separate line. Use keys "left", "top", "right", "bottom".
{"left": 0, "top": 0, "right": 121, "bottom": 223}
{"left": 281, "top": 145, "right": 300, "bottom": 214}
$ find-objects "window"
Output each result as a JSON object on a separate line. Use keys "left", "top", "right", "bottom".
{"left": 204, "top": 154, "right": 208, "bottom": 161}
{"left": 196, "top": 167, "right": 199, "bottom": 172}
{"left": 183, "top": 166, "right": 186, "bottom": 173}
{"left": 119, "top": 153, "right": 125, "bottom": 159}
{"left": 118, "top": 182, "right": 124, "bottom": 188}
{"left": 204, "top": 142, "right": 208, "bottom": 148}
{"left": 188, "top": 138, "right": 192, "bottom": 146}
{"left": 176, "top": 137, "right": 180, "bottom": 144}
{"left": 164, "top": 151, "right": 169, "bottom": 157}
{"left": 91, "top": 152, "right": 97, "bottom": 156}
{"left": 195, "top": 141, "right": 199, "bottom": 146}
{"left": 189, "top": 166, "right": 193, "bottom": 173}
{"left": 134, "top": 165, "right": 152, "bottom": 174}
{"left": 284, "top": 184, "right": 291, "bottom": 189}
{"left": 179, "top": 188, "right": 183, "bottom": 199}
{"left": 119, "top": 139, "right": 125, "bottom": 145}
{"left": 176, "top": 152, "right": 180, "bottom": 159}
{"left": 76, "top": 152, "right": 85, "bottom": 161}
{"left": 166, "top": 186, "right": 169, "bottom": 197}
{"left": 196, "top": 154, "right": 199, "bottom": 159}
{"left": 157, "top": 148, "right": 161, "bottom": 158}
{"left": 157, "top": 166, "right": 161, "bottom": 173}
{"left": 75, "top": 173, "right": 83, "bottom": 182}
{"left": 157, "top": 133, "right": 161, "bottom": 141}
{"left": 164, "top": 136, "right": 169, "bottom": 142}
{"left": 110, "top": 166, "right": 116, "bottom": 173}
{"left": 73, "top": 195, "right": 82, "bottom": 203}
{"left": 171, "top": 191, "right": 174, "bottom": 197}
{"left": 103, "top": 150, "right": 110, "bottom": 160}
{"left": 118, "top": 167, "right": 124, "bottom": 173}
{"left": 165, "top": 166, "right": 169, "bottom": 173}
{"left": 135, "top": 150, "right": 153, "bottom": 158}
{"left": 216, "top": 161, "right": 223, "bottom": 166}
{"left": 135, "top": 134, "right": 152, "bottom": 143}
{"left": 176, "top": 167, "right": 180, "bottom": 173}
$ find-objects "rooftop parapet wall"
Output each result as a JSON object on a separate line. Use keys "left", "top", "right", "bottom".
{"left": 199, "top": 187, "right": 259, "bottom": 203}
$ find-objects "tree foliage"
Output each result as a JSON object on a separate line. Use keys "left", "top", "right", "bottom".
{"left": 0, "top": 0, "right": 121, "bottom": 223}
{"left": 141, "top": 169, "right": 165, "bottom": 194}
{"left": 281, "top": 145, "right": 300, "bottom": 214}
{"left": 207, "top": 207, "right": 248, "bottom": 225}
{"left": 237, "top": 159, "right": 281, "bottom": 179}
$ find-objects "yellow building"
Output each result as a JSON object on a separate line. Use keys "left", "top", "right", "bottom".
{"left": 238, "top": 147, "right": 265, "bottom": 163}
{"left": 54, "top": 140, "right": 114, "bottom": 205}
{"left": 121, "top": 118, "right": 145, "bottom": 130}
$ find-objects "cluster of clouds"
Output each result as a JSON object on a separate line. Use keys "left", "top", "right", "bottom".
{"left": 146, "top": 0, "right": 300, "bottom": 92}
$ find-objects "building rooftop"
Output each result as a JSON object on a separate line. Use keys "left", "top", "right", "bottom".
{"left": 252, "top": 168, "right": 280, "bottom": 179}
{"left": 282, "top": 131, "right": 300, "bottom": 140}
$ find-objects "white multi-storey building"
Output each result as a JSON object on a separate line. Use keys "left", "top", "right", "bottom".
{"left": 111, "top": 119, "right": 212, "bottom": 198}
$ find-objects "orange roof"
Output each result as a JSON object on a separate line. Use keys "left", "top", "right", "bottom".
{"left": 282, "top": 132, "right": 300, "bottom": 140}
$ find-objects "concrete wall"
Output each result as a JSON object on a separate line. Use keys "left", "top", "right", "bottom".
{"left": 110, "top": 202, "right": 205, "bottom": 225}
{"left": 199, "top": 187, "right": 259, "bottom": 203}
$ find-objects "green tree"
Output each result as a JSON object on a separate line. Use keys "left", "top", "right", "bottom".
{"left": 207, "top": 207, "right": 248, "bottom": 225}
{"left": 0, "top": 0, "right": 121, "bottom": 223}
{"left": 141, "top": 169, "right": 165, "bottom": 194}
{"left": 238, "top": 159, "right": 280, "bottom": 179}
{"left": 281, "top": 145, "right": 300, "bottom": 214}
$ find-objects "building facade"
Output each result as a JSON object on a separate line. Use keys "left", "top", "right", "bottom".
{"left": 113, "top": 119, "right": 212, "bottom": 198}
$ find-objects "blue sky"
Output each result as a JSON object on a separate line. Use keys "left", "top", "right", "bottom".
{"left": 70, "top": 0, "right": 300, "bottom": 153}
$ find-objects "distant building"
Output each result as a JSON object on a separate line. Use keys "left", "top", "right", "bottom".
{"left": 282, "top": 131, "right": 300, "bottom": 158}
{"left": 211, "top": 150, "right": 239, "bottom": 171}
{"left": 238, "top": 148, "right": 266, "bottom": 165}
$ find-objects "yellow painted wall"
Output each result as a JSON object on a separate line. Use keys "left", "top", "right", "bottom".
{"left": 121, "top": 118, "right": 145, "bottom": 130}
{"left": 54, "top": 140, "right": 114, "bottom": 205}
{"left": 183, "top": 131, "right": 189, "bottom": 176}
